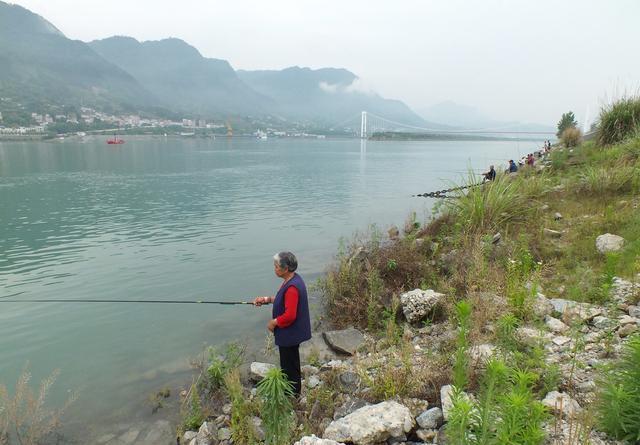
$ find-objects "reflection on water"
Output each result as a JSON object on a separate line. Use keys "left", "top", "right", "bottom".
{"left": 0, "top": 135, "right": 540, "bottom": 438}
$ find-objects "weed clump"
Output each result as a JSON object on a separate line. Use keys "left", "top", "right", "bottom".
{"left": 561, "top": 127, "right": 582, "bottom": 147}
{"left": 597, "top": 96, "right": 640, "bottom": 145}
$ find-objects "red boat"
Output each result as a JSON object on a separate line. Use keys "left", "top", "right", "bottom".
{"left": 107, "top": 135, "right": 125, "bottom": 145}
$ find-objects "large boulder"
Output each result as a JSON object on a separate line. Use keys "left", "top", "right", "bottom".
{"left": 323, "top": 328, "right": 365, "bottom": 355}
{"left": 399, "top": 289, "right": 445, "bottom": 324}
{"left": 596, "top": 233, "right": 624, "bottom": 254}
{"left": 323, "top": 401, "right": 414, "bottom": 444}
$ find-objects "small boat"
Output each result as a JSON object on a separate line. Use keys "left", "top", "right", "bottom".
{"left": 107, "top": 135, "right": 125, "bottom": 145}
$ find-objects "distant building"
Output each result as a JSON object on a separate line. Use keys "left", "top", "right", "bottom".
{"left": 182, "top": 119, "right": 194, "bottom": 128}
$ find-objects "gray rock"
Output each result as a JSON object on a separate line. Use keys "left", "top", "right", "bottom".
{"left": 195, "top": 421, "right": 217, "bottom": 445}
{"left": 399, "top": 288, "right": 445, "bottom": 324}
{"left": 323, "top": 328, "right": 365, "bottom": 355}
{"left": 334, "top": 398, "right": 370, "bottom": 420}
{"left": 301, "top": 334, "right": 340, "bottom": 363}
{"left": 338, "top": 371, "right": 361, "bottom": 393}
{"left": 554, "top": 212, "right": 563, "bottom": 221}
{"left": 294, "top": 436, "right": 346, "bottom": 445}
{"left": 250, "top": 362, "right": 276, "bottom": 381}
{"left": 440, "top": 385, "right": 459, "bottom": 421}
{"left": 596, "top": 233, "right": 625, "bottom": 254}
{"left": 306, "top": 375, "right": 321, "bottom": 389}
{"left": 416, "top": 407, "right": 444, "bottom": 429}
{"left": 492, "top": 232, "right": 502, "bottom": 244}
{"left": 182, "top": 431, "right": 197, "bottom": 444}
{"left": 552, "top": 336, "right": 571, "bottom": 346}
{"left": 618, "top": 323, "right": 638, "bottom": 337}
{"left": 533, "top": 293, "right": 554, "bottom": 318}
{"left": 611, "top": 277, "right": 640, "bottom": 303}
{"left": 542, "top": 391, "right": 581, "bottom": 417}
{"left": 629, "top": 306, "right": 640, "bottom": 318}
{"left": 544, "top": 228, "right": 562, "bottom": 238}
{"left": 516, "top": 327, "right": 548, "bottom": 346}
{"left": 545, "top": 316, "right": 569, "bottom": 333}
{"left": 619, "top": 315, "right": 639, "bottom": 325}
{"left": 323, "top": 401, "right": 414, "bottom": 444}
{"left": 302, "top": 364, "right": 320, "bottom": 376}
{"left": 592, "top": 316, "right": 614, "bottom": 330}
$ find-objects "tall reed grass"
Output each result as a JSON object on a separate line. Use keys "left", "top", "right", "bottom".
{"left": 597, "top": 96, "right": 640, "bottom": 145}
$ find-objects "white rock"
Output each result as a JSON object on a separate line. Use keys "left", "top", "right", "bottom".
{"left": 399, "top": 289, "right": 445, "bottom": 324}
{"left": 542, "top": 391, "right": 581, "bottom": 417}
{"left": 439, "top": 385, "right": 472, "bottom": 421}
{"left": 182, "top": 431, "right": 197, "bottom": 444}
{"left": 250, "top": 362, "right": 276, "bottom": 381}
{"left": 516, "top": 327, "right": 548, "bottom": 346}
{"left": 294, "top": 435, "right": 345, "bottom": 445}
{"left": 196, "top": 421, "right": 217, "bottom": 445}
{"left": 596, "top": 233, "right": 625, "bottom": 254}
{"left": 323, "top": 401, "right": 414, "bottom": 444}
{"left": 544, "top": 228, "right": 562, "bottom": 238}
{"left": 545, "top": 316, "right": 569, "bottom": 333}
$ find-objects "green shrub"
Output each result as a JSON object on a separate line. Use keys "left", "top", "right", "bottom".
{"left": 574, "top": 164, "right": 640, "bottom": 196}
{"left": 596, "top": 334, "right": 640, "bottom": 441}
{"left": 182, "top": 388, "right": 205, "bottom": 431}
{"left": 257, "top": 368, "right": 295, "bottom": 445}
{"left": 561, "top": 127, "right": 582, "bottom": 147}
{"left": 597, "top": 96, "right": 640, "bottom": 145}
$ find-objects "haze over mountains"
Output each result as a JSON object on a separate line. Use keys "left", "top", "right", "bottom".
{"left": 0, "top": 1, "right": 433, "bottom": 128}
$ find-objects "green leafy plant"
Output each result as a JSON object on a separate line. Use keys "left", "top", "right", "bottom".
{"left": 596, "top": 334, "right": 640, "bottom": 441}
{"left": 597, "top": 96, "right": 640, "bottom": 145}
{"left": 182, "top": 386, "right": 205, "bottom": 431}
{"left": 257, "top": 368, "right": 295, "bottom": 445}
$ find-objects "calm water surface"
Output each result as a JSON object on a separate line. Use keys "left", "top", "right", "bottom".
{"left": 0, "top": 136, "right": 541, "bottom": 438}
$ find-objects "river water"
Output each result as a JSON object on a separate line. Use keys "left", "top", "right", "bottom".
{"left": 0, "top": 135, "right": 541, "bottom": 439}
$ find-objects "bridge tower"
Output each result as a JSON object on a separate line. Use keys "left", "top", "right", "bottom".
{"left": 360, "top": 111, "right": 368, "bottom": 139}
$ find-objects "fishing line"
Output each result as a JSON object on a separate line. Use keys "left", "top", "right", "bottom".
{"left": 0, "top": 298, "right": 264, "bottom": 305}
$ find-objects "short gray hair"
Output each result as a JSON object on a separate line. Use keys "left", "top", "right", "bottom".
{"left": 273, "top": 251, "right": 298, "bottom": 272}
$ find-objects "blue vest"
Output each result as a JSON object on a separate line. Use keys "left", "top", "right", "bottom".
{"left": 272, "top": 273, "right": 312, "bottom": 347}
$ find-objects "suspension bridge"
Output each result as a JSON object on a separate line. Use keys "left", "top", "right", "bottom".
{"left": 332, "top": 111, "right": 556, "bottom": 139}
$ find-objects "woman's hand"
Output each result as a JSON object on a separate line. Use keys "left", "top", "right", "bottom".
{"left": 253, "top": 296, "right": 272, "bottom": 306}
{"left": 267, "top": 318, "right": 278, "bottom": 332}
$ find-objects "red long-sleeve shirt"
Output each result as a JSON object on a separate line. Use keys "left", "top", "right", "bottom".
{"left": 275, "top": 286, "right": 299, "bottom": 328}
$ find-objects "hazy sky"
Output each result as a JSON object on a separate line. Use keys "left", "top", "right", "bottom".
{"left": 9, "top": 0, "right": 640, "bottom": 126}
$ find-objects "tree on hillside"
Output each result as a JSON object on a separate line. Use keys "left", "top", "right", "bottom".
{"left": 557, "top": 111, "right": 578, "bottom": 137}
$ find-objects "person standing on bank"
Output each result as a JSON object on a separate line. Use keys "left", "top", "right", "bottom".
{"left": 253, "top": 252, "right": 311, "bottom": 396}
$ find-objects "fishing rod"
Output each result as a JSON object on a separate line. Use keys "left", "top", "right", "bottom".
{"left": 0, "top": 298, "right": 266, "bottom": 305}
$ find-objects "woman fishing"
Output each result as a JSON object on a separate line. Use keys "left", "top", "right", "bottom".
{"left": 253, "top": 251, "right": 311, "bottom": 396}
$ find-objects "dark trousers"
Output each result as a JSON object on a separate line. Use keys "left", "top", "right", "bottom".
{"left": 279, "top": 345, "right": 301, "bottom": 396}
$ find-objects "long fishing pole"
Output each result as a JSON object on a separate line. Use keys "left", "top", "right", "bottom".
{"left": 0, "top": 298, "right": 265, "bottom": 305}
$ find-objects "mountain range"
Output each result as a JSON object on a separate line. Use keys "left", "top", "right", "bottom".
{"left": 0, "top": 1, "right": 430, "bottom": 127}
